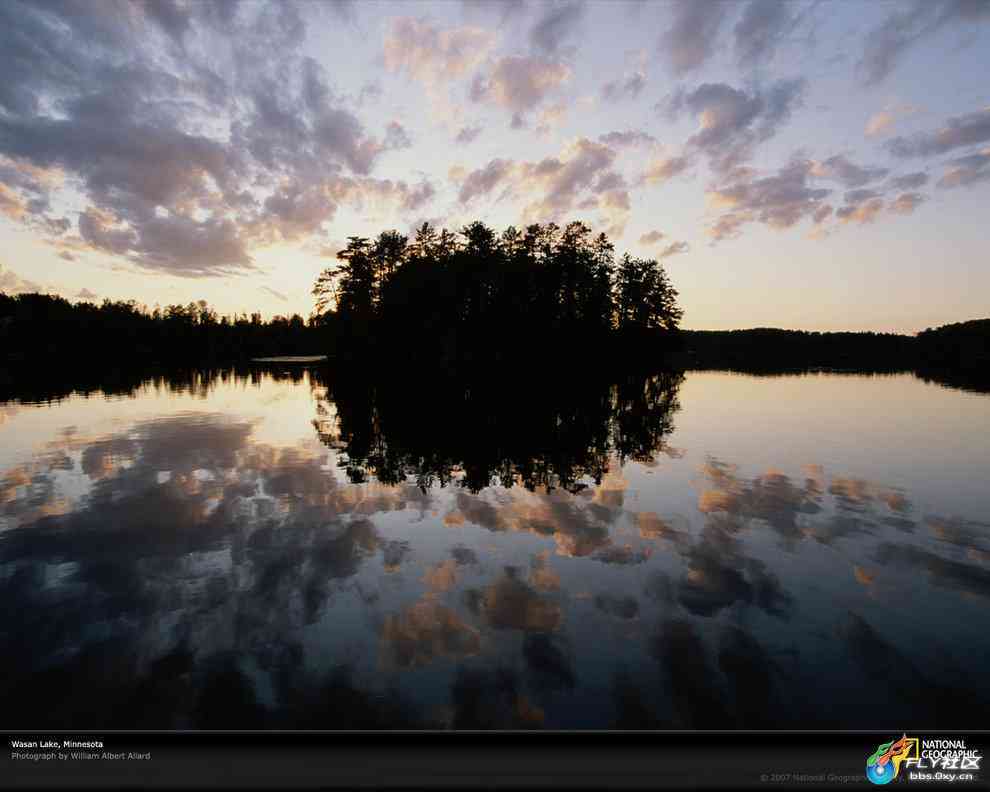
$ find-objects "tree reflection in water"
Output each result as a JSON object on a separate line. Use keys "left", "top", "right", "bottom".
{"left": 313, "top": 365, "right": 684, "bottom": 494}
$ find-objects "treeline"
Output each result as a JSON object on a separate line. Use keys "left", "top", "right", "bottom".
{"left": 677, "top": 328, "right": 918, "bottom": 371}
{"left": 674, "top": 321, "right": 989, "bottom": 390}
{"left": 0, "top": 292, "right": 331, "bottom": 365}
{"left": 916, "top": 319, "right": 990, "bottom": 374}
{"left": 313, "top": 220, "right": 682, "bottom": 369}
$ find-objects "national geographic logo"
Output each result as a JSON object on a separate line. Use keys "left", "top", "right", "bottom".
{"left": 867, "top": 735, "right": 982, "bottom": 785}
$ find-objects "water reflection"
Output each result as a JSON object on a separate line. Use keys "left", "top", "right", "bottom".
{"left": 0, "top": 365, "right": 988, "bottom": 729}
{"left": 317, "top": 368, "right": 683, "bottom": 492}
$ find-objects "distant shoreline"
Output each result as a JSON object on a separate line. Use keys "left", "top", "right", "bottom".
{"left": 0, "top": 292, "right": 986, "bottom": 389}
{"left": 250, "top": 355, "right": 328, "bottom": 363}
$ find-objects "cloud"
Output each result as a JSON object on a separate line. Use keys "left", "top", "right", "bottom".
{"left": 244, "top": 175, "right": 435, "bottom": 248}
{"left": 262, "top": 286, "right": 289, "bottom": 302}
{"left": 810, "top": 155, "right": 889, "bottom": 188}
{"left": 77, "top": 206, "right": 139, "bottom": 256}
{"left": 642, "top": 155, "right": 691, "bottom": 185}
{"left": 0, "top": 108, "right": 244, "bottom": 211}
{"left": 887, "top": 171, "right": 929, "bottom": 191}
{"left": 0, "top": 155, "right": 64, "bottom": 221}
{"left": 836, "top": 193, "right": 885, "bottom": 225}
{"left": 600, "top": 188, "right": 630, "bottom": 210}
{"left": 356, "top": 80, "right": 383, "bottom": 105}
{"left": 866, "top": 112, "right": 896, "bottom": 138}
{"left": 470, "top": 55, "right": 572, "bottom": 118}
{"left": 458, "top": 158, "right": 516, "bottom": 203}
{"left": 401, "top": 180, "right": 437, "bottom": 211}
{"left": 253, "top": 183, "right": 338, "bottom": 244}
{"left": 0, "top": 2, "right": 183, "bottom": 117}
{"left": 127, "top": 213, "right": 254, "bottom": 277}
{"left": 706, "top": 158, "right": 831, "bottom": 241}
{"left": 461, "top": 0, "right": 529, "bottom": 27}
{"left": 845, "top": 187, "right": 881, "bottom": 203}
{"left": 325, "top": 0, "right": 358, "bottom": 23}
{"left": 75, "top": 288, "right": 98, "bottom": 300}
{"left": 658, "top": 0, "right": 729, "bottom": 75}
{"left": 733, "top": 0, "right": 797, "bottom": 69}
{"left": 637, "top": 232, "right": 688, "bottom": 259}
{"left": 338, "top": 176, "right": 437, "bottom": 214}
{"left": 535, "top": 103, "right": 568, "bottom": 136}
{"left": 886, "top": 108, "right": 990, "bottom": 158}
{"left": 659, "top": 240, "right": 690, "bottom": 259}
{"left": 709, "top": 152, "right": 935, "bottom": 241}
{"left": 670, "top": 79, "right": 805, "bottom": 174}
{"left": 707, "top": 212, "right": 751, "bottom": 242}
{"left": 858, "top": 0, "right": 990, "bottom": 85}
{"left": 383, "top": 121, "right": 413, "bottom": 150}
{"left": 599, "top": 188, "right": 631, "bottom": 237}
{"left": 0, "top": 264, "right": 43, "bottom": 295}
{"left": 456, "top": 138, "right": 620, "bottom": 227}
{"left": 529, "top": 1, "right": 585, "bottom": 54}
{"left": 0, "top": 3, "right": 421, "bottom": 278}
{"left": 383, "top": 17, "right": 495, "bottom": 86}
{"left": 518, "top": 138, "right": 618, "bottom": 221}
{"left": 812, "top": 204, "right": 833, "bottom": 225}
{"left": 937, "top": 149, "right": 990, "bottom": 188}
{"left": 599, "top": 130, "right": 657, "bottom": 148}
{"left": 308, "top": 106, "right": 395, "bottom": 176}
{"left": 455, "top": 125, "right": 483, "bottom": 144}
{"left": 601, "top": 71, "right": 646, "bottom": 103}
{"left": 889, "top": 192, "right": 926, "bottom": 214}
{"left": 865, "top": 103, "right": 921, "bottom": 138}
{"left": 0, "top": 183, "right": 28, "bottom": 221}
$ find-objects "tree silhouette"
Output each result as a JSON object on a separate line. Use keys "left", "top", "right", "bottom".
{"left": 312, "top": 220, "right": 684, "bottom": 367}
{"left": 615, "top": 254, "right": 683, "bottom": 332}
{"left": 0, "top": 292, "right": 324, "bottom": 366}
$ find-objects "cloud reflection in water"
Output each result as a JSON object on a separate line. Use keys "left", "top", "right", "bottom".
{"left": 0, "top": 366, "right": 988, "bottom": 728}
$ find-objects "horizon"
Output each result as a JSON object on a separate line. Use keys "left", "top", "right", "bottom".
{"left": 4, "top": 285, "right": 985, "bottom": 338}
{"left": 1, "top": 1, "right": 989, "bottom": 334}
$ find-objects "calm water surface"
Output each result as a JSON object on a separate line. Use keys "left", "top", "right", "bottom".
{"left": 1, "top": 366, "right": 988, "bottom": 728}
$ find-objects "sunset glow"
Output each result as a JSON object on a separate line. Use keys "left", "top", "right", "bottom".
{"left": 1, "top": 0, "right": 988, "bottom": 331}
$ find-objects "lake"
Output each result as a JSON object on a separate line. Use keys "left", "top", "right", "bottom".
{"left": 1, "top": 364, "right": 988, "bottom": 729}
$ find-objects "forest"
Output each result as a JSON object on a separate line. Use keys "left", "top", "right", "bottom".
{"left": 0, "top": 291, "right": 330, "bottom": 366}
{"left": 675, "top": 328, "right": 918, "bottom": 371}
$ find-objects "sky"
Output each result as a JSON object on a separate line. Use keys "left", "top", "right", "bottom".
{"left": 0, "top": 0, "right": 988, "bottom": 333}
